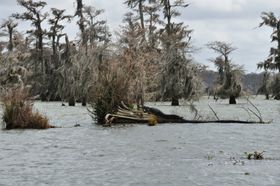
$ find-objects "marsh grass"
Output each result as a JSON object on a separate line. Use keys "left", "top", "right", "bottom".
{"left": 1, "top": 87, "right": 53, "bottom": 129}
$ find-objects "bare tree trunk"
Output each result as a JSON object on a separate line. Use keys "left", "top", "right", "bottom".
{"left": 76, "top": 0, "right": 86, "bottom": 47}
{"left": 136, "top": 93, "right": 144, "bottom": 109}
{"left": 265, "top": 94, "right": 269, "bottom": 100}
{"left": 164, "top": 0, "right": 172, "bottom": 35}
{"left": 8, "top": 28, "right": 13, "bottom": 52}
{"left": 40, "top": 93, "right": 47, "bottom": 101}
{"left": 229, "top": 96, "right": 236, "bottom": 104}
{"left": 171, "top": 97, "right": 179, "bottom": 106}
{"left": 68, "top": 96, "right": 76, "bottom": 106}
{"left": 52, "top": 35, "right": 56, "bottom": 57}
{"left": 139, "top": 0, "right": 144, "bottom": 30}
{"left": 37, "top": 14, "right": 45, "bottom": 76}
{"left": 82, "top": 96, "right": 87, "bottom": 106}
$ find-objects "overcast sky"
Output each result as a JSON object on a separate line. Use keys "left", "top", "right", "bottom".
{"left": 1, "top": 0, "right": 280, "bottom": 72}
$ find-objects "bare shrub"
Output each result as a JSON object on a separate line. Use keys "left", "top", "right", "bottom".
{"left": 88, "top": 59, "right": 131, "bottom": 124}
{"left": 1, "top": 87, "right": 53, "bottom": 129}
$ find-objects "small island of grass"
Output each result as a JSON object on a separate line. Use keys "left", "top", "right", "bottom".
{"left": 1, "top": 87, "right": 54, "bottom": 129}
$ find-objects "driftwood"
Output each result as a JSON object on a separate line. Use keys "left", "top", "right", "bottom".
{"left": 104, "top": 104, "right": 270, "bottom": 126}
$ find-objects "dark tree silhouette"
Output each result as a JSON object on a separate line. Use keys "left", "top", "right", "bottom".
{"left": 158, "top": 0, "right": 199, "bottom": 106}
{"left": 0, "top": 18, "right": 18, "bottom": 52}
{"left": 47, "top": 8, "right": 72, "bottom": 68}
{"left": 143, "top": 2, "right": 162, "bottom": 48}
{"left": 13, "top": 0, "right": 48, "bottom": 75}
{"left": 124, "top": 0, "right": 154, "bottom": 30}
{"left": 257, "top": 60, "right": 271, "bottom": 100}
{"left": 258, "top": 12, "right": 280, "bottom": 100}
{"left": 259, "top": 12, "right": 280, "bottom": 71}
{"left": 75, "top": 0, "right": 86, "bottom": 46}
{"left": 207, "top": 41, "right": 243, "bottom": 104}
{"left": 83, "top": 5, "right": 109, "bottom": 45}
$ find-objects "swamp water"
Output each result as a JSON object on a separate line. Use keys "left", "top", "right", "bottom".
{"left": 0, "top": 97, "right": 279, "bottom": 186}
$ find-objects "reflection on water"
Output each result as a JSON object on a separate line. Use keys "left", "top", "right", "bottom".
{"left": 0, "top": 97, "right": 279, "bottom": 186}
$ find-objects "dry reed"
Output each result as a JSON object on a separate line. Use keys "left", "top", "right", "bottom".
{"left": 1, "top": 87, "right": 53, "bottom": 129}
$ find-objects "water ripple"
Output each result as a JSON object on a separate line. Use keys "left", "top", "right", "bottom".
{"left": 0, "top": 98, "right": 279, "bottom": 185}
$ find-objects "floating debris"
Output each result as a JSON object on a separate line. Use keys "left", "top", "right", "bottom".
{"left": 245, "top": 151, "right": 265, "bottom": 160}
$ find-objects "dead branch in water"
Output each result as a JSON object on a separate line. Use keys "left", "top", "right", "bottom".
{"left": 246, "top": 98, "right": 263, "bottom": 123}
{"left": 208, "top": 104, "right": 220, "bottom": 120}
{"left": 188, "top": 103, "right": 202, "bottom": 120}
{"left": 241, "top": 107, "right": 252, "bottom": 120}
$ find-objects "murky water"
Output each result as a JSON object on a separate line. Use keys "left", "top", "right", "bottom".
{"left": 0, "top": 97, "right": 279, "bottom": 186}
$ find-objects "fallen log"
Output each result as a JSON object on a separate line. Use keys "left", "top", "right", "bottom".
{"left": 104, "top": 106, "right": 270, "bottom": 126}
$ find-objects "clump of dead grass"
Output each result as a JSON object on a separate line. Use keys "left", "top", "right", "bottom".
{"left": 1, "top": 87, "right": 53, "bottom": 129}
{"left": 88, "top": 59, "right": 131, "bottom": 124}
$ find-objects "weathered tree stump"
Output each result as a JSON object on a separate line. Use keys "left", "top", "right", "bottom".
{"left": 171, "top": 97, "right": 179, "bottom": 106}
{"left": 68, "top": 96, "right": 75, "bottom": 106}
{"left": 229, "top": 96, "right": 236, "bottom": 104}
{"left": 265, "top": 94, "right": 269, "bottom": 100}
{"left": 40, "top": 93, "right": 48, "bottom": 101}
{"left": 82, "top": 96, "right": 87, "bottom": 106}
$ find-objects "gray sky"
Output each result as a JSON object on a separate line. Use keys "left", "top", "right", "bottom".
{"left": 1, "top": 0, "right": 280, "bottom": 72}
